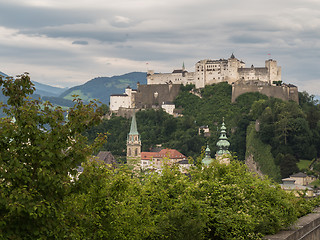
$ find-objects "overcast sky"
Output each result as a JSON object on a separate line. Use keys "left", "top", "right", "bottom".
{"left": 0, "top": 0, "right": 320, "bottom": 94}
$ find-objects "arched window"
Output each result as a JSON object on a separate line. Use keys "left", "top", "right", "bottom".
{"left": 135, "top": 148, "right": 138, "bottom": 156}
{"left": 129, "top": 148, "right": 131, "bottom": 156}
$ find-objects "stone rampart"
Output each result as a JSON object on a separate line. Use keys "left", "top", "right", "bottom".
{"left": 264, "top": 207, "right": 320, "bottom": 240}
{"left": 232, "top": 81, "right": 299, "bottom": 103}
{"left": 135, "top": 84, "right": 181, "bottom": 109}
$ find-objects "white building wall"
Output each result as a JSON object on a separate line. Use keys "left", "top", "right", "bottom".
{"left": 161, "top": 103, "right": 175, "bottom": 115}
{"left": 110, "top": 95, "right": 131, "bottom": 111}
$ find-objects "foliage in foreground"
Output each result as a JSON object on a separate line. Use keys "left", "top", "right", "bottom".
{"left": 59, "top": 160, "right": 320, "bottom": 240}
{"left": 0, "top": 74, "right": 105, "bottom": 239}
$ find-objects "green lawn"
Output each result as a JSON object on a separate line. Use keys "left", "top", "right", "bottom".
{"left": 309, "top": 179, "right": 320, "bottom": 187}
{"left": 297, "top": 160, "right": 312, "bottom": 170}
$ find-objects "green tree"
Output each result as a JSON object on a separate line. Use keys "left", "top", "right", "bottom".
{"left": 0, "top": 74, "right": 104, "bottom": 239}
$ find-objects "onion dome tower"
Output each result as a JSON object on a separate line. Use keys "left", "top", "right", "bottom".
{"left": 216, "top": 119, "right": 230, "bottom": 164}
{"left": 202, "top": 144, "right": 213, "bottom": 166}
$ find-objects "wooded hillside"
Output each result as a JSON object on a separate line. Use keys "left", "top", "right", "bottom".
{"left": 86, "top": 83, "right": 320, "bottom": 180}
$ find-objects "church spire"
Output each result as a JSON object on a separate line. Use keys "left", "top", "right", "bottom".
{"left": 182, "top": 62, "right": 185, "bottom": 70}
{"left": 127, "top": 111, "right": 141, "bottom": 160}
{"left": 216, "top": 118, "right": 230, "bottom": 156}
{"left": 129, "top": 112, "right": 139, "bottom": 136}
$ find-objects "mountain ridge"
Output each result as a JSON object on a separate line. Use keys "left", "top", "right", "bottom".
{"left": 59, "top": 72, "right": 147, "bottom": 104}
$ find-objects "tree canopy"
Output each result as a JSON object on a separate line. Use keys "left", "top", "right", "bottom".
{"left": 0, "top": 74, "right": 105, "bottom": 238}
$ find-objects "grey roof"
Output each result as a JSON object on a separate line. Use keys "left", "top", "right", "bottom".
{"left": 172, "top": 69, "right": 187, "bottom": 74}
{"left": 290, "top": 172, "right": 308, "bottom": 178}
{"left": 110, "top": 94, "right": 128, "bottom": 97}
{"left": 96, "top": 151, "right": 117, "bottom": 167}
{"left": 177, "top": 159, "right": 190, "bottom": 164}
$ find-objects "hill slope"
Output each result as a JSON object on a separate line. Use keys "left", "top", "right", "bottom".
{"left": 33, "top": 81, "right": 68, "bottom": 97}
{"left": 60, "top": 72, "right": 147, "bottom": 104}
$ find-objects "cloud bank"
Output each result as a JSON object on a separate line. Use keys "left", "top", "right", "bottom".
{"left": 0, "top": 0, "right": 319, "bottom": 94}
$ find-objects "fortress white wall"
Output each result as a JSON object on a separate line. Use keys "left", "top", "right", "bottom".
{"left": 147, "top": 55, "right": 282, "bottom": 89}
{"left": 110, "top": 87, "right": 136, "bottom": 111}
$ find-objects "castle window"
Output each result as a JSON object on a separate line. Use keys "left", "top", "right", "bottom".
{"left": 135, "top": 149, "right": 138, "bottom": 156}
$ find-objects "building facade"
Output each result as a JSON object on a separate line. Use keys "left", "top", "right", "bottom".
{"left": 110, "top": 86, "right": 137, "bottom": 112}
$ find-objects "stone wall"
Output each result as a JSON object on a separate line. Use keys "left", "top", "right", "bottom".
{"left": 232, "top": 81, "right": 299, "bottom": 103}
{"left": 264, "top": 207, "right": 320, "bottom": 240}
{"left": 135, "top": 84, "right": 181, "bottom": 109}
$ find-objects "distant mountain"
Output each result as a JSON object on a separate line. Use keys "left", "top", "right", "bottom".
{"left": 0, "top": 71, "right": 74, "bottom": 109}
{"left": 33, "top": 81, "right": 68, "bottom": 97}
{"left": 60, "top": 72, "right": 147, "bottom": 105}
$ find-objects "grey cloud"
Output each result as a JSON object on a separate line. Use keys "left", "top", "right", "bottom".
{"left": 229, "top": 34, "right": 268, "bottom": 44}
{"left": 72, "top": 40, "right": 89, "bottom": 45}
{"left": 0, "top": 2, "right": 94, "bottom": 29}
{"left": 20, "top": 27, "right": 129, "bottom": 43}
{"left": 0, "top": 0, "right": 320, "bottom": 95}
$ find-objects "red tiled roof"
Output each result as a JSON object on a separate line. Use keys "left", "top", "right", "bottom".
{"left": 141, "top": 152, "right": 157, "bottom": 160}
{"left": 153, "top": 149, "right": 186, "bottom": 159}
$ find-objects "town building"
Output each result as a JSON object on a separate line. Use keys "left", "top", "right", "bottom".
{"left": 198, "top": 125, "right": 210, "bottom": 137}
{"left": 96, "top": 151, "right": 118, "bottom": 168}
{"left": 126, "top": 112, "right": 187, "bottom": 171}
{"left": 288, "top": 172, "right": 316, "bottom": 186}
{"left": 280, "top": 178, "right": 314, "bottom": 197}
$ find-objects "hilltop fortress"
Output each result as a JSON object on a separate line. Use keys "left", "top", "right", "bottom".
{"left": 110, "top": 54, "right": 298, "bottom": 116}
{"left": 147, "top": 53, "right": 282, "bottom": 88}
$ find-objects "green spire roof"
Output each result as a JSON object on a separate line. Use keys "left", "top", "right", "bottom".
{"left": 182, "top": 62, "right": 185, "bottom": 70}
{"left": 129, "top": 112, "right": 139, "bottom": 135}
{"left": 216, "top": 119, "right": 230, "bottom": 156}
{"left": 202, "top": 144, "right": 213, "bottom": 166}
